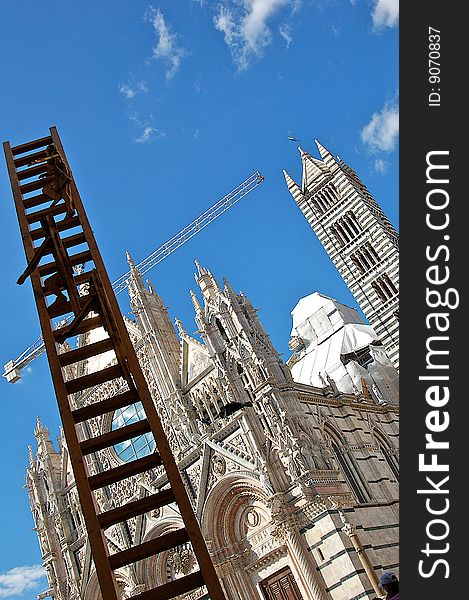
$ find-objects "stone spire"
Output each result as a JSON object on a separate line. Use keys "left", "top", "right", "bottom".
{"left": 282, "top": 170, "right": 303, "bottom": 203}
{"left": 194, "top": 260, "right": 220, "bottom": 302}
{"left": 315, "top": 139, "right": 337, "bottom": 165}
{"left": 284, "top": 140, "right": 400, "bottom": 370}
{"left": 126, "top": 252, "right": 181, "bottom": 391}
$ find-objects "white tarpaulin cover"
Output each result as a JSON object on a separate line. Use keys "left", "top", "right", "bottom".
{"left": 289, "top": 292, "right": 399, "bottom": 404}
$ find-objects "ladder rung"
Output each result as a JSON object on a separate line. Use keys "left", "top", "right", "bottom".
{"left": 47, "top": 299, "right": 78, "bottom": 319}
{"left": 59, "top": 231, "right": 87, "bottom": 250}
{"left": 14, "top": 148, "right": 49, "bottom": 168}
{"left": 131, "top": 571, "right": 205, "bottom": 600}
{"left": 39, "top": 231, "right": 87, "bottom": 259}
{"left": 24, "top": 193, "right": 55, "bottom": 210}
{"left": 59, "top": 337, "right": 115, "bottom": 366}
{"left": 17, "top": 163, "right": 49, "bottom": 181}
{"left": 71, "top": 389, "right": 139, "bottom": 423}
{"left": 20, "top": 176, "right": 54, "bottom": 196}
{"left": 108, "top": 528, "right": 190, "bottom": 570}
{"left": 80, "top": 419, "right": 151, "bottom": 455}
{"left": 65, "top": 364, "right": 123, "bottom": 394}
{"left": 98, "top": 489, "right": 176, "bottom": 529}
{"left": 31, "top": 215, "right": 81, "bottom": 241}
{"left": 53, "top": 314, "right": 102, "bottom": 340}
{"left": 43, "top": 268, "right": 91, "bottom": 299}
{"left": 11, "top": 135, "right": 52, "bottom": 156}
{"left": 88, "top": 452, "right": 163, "bottom": 490}
{"left": 26, "top": 201, "right": 68, "bottom": 223}
{"left": 39, "top": 249, "right": 92, "bottom": 277}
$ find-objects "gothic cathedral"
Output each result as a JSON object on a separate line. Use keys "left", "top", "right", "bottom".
{"left": 27, "top": 143, "right": 399, "bottom": 600}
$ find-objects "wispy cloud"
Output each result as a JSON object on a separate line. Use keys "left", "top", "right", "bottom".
{"left": 374, "top": 158, "right": 388, "bottom": 174}
{"left": 279, "top": 23, "right": 293, "bottom": 47}
{"left": 129, "top": 114, "right": 166, "bottom": 144}
{"left": 214, "top": 0, "right": 295, "bottom": 71}
{"left": 145, "top": 7, "right": 188, "bottom": 79}
{"left": 372, "top": 0, "right": 399, "bottom": 29}
{"left": 119, "top": 81, "right": 149, "bottom": 99}
{"left": 0, "top": 565, "right": 46, "bottom": 598}
{"left": 361, "top": 100, "right": 399, "bottom": 173}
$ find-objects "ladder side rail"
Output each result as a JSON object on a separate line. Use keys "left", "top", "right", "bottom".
{"left": 3, "top": 139, "right": 122, "bottom": 600}
{"left": 49, "top": 128, "right": 226, "bottom": 600}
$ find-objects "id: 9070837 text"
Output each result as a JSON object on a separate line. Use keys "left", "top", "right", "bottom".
{"left": 428, "top": 27, "right": 441, "bottom": 107}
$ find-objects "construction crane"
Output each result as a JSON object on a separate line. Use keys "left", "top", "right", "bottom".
{"left": 3, "top": 169, "right": 264, "bottom": 383}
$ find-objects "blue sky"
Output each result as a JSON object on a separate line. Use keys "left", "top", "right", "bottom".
{"left": 0, "top": 1, "right": 398, "bottom": 597}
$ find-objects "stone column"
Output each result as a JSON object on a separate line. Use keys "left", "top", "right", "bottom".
{"left": 273, "top": 516, "right": 327, "bottom": 600}
{"left": 339, "top": 512, "right": 384, "bottom": 598}
{"left": 216, "top": 554, "right": 259, "bottom": 599}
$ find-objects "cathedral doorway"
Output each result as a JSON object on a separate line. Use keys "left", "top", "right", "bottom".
{"left": 260, "top": 566, "right": 304, "bottom": 600}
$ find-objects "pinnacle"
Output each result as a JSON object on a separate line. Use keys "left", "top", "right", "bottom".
{"left": 194, "top": 259, "right": 207, "bottom": 278}
{"left": 126, "top": 250, "right": 135, "bottom": 268}
{"left": 314, "top": 139, "right": 335, "bottom": 162}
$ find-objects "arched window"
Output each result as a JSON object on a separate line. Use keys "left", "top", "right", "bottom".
{"left": 374, "top": 429, "right": 399, "bottom": 481}
{"left": 325, "top": 425, "right": 372, "bottom": 503}
{"left": 215, "top": 317, "right": 229, "bottom": 342}
{"left": 372, "top": 274, "right": 398, "bottom": 303}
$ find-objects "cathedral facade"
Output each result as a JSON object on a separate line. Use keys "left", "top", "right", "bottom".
{"left": 28, "top": 263, "right": 399, "bottom": 600}
{"left": 27, "top": 144, "right": 399, "bottom": 600}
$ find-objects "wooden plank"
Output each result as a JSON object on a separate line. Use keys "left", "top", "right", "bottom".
{"left": 80, "top": 419, "right": 151, "bottom": 455}
{"left": 16, "top": 163, "right": 48, "bottom": 181}
{"left": 108, "top": 528, "right": 189, "bottom": 570}
{"left": 47, "top": 299, "right": 74, "bottom": 319}
{"left": 65, "top": 363, "right": 123, "bottom": 394}
{"left": 11, "top": 135, "right": 52, "bottom": 156}
{"left": 24, "top": 193, "right": 54, "bottom": 210}
{"left": 39, "top": 249, "right": 92, "bottom": 277}
{"left": 71, "top": 389, "right": 139, "bottom": 423}
{"left": 59, "top": 337, "right": 114, "bottom": 366}
{"left": 53, "top": 314, "right": 102, "bottom": 340}
{"left": 98, "top": 489, "right": 175, "bottom": 529}
{"left": 88, "top": 453, "right": 163, "bottom": 490}
{"left": 131, "top": 571, "right": 205, "bottom": 600}
{"left": 14, "top": 149, "right": 49, "bottom": 168}
{"left": 25, "top": 200, "right": 68, "bottom": 223}
{"left": 20, "top": 176, "right": 54, "bottom": 195}
{"left": 31, "top": 215, "right": 81, "bottom": 241}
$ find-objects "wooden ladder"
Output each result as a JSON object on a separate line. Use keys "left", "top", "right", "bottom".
{"left": 3, "top": 127, "right": 226, "bottom": 600}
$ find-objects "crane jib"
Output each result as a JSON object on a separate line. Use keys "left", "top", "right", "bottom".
{"left": 3, "top": 167, "right": 264, "bottom": 382}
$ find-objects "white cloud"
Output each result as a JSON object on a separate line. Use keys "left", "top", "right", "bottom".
{"left": 279, "top": 23, "right": 293, "bottom": 47}
{"left": 145, "top": 7, "right": 188, "bottom": 79}
{"left": 129, "top": 115, "right": 166, "bottom": 144}
{"left": 374, "top": 158, "right": 388, "bottom": 174}
{"left": 361, "top": 102, "right": 399, "bottom": 153}
{"left": 372, "top": 0, "right": 399, "bottom": 29}
{"left": 119, "top": 81, "right": 148, "bottom": 99}
{"left": 0, "top": 565, "right": 46, "bottom": 598}
{"left": 214, "top": 0, "right": 294, "bottom": 71}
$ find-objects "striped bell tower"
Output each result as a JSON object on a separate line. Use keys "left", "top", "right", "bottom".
{"left": 283, "top": 140, "right": 399, "bottom": 370}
